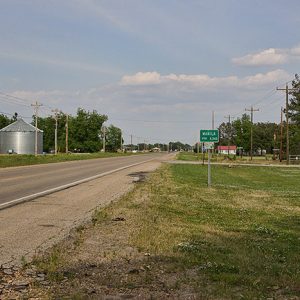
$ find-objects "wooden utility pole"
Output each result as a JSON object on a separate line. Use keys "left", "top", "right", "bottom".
{"left": 120, "top": 130, "right": 123, "bottom": 152}
{"left": 31, "top": 101, "right": 42, "bottom": 156}
{"left": 280, "top": 107, "right": 283, "bottom": 162}
{"left": 211, "top": 111, "right": 215, "bottom": 154}
{"left": 52, "top": 109, "right": 61, "bottom": 155}
{"left": 102, "top": 125, "right": 106, "bottom": 152}
{"left": 65, "top": 114, "right": 69, "bottom": 154}
{"left": 224, "top": 115, "right": 234, "bottom": 156}
{"left": 245, "top": 106, "right": 259, "bottom": 160}
{"left": 276, "top": 84, "right": 299, "bottom": 164}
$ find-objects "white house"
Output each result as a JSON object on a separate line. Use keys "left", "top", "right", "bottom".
{"left": 217, "top": 145, "right": 237, "bottom": 155}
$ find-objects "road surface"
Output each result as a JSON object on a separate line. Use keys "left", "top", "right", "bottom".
{"left": 0, "top": 153, "right": 163, "bottom": 207}
{"left": 0, "top": 154, "right": 173, "bottom": 267}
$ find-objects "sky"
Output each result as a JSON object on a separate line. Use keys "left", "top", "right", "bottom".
{"left": 1, "top": 0, "right": 300, "bottom": 145}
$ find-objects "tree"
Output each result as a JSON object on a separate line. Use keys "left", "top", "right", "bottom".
{"left": 288, "top": 74, "right": 300, "bottom": 154}
{"left": 69, "top": 108, "right": 108, "bottom": 153}
{"left": 169, "top": 141, "right": 191, "bottom": 151}
{"left": 218, "top": 121, "right": 236, "bottom": 146}
{"left": 36, "top": 116, "right": 55, "bottom": 152}
{"left": 232, "top": 114, "right": 251, "bottom": 152}
{"left": 253, "top": 122, "right": 278, "bottom": 154}
{"left": 289, "top": 74, "right": 300, "bottom": 125}
{"left": 106, "top": 125, "right": 122, "bottom": 152}
{"left": 0, "top": 114, "right": 11, "bottom": 129}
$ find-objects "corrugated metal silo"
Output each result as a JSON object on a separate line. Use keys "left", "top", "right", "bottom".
{"left": 0, "top": 119, "right": 43, "bottom": 154}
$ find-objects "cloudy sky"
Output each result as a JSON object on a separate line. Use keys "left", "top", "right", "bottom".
{"left": 1, "top": 0, "right": 300, "bottom": 145}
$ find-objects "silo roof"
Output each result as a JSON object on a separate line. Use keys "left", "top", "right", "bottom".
{"left": 0, "top": 118, "right": 43, "bottom": 132}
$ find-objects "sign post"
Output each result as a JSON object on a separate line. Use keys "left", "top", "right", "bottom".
{"left": 200, "top": 130, "right": 219, "bottom": 187}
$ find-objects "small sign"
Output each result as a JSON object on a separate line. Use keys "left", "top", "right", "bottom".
{"left": 200, "top": 130, "right": 219, "bottom": 142}
{"left": 204, "top": 142, "right": 214, "bottom": 150}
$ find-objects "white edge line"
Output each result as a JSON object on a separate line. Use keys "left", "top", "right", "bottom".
{"left": 0, "top": 158, "right": 156, "bottom": 211}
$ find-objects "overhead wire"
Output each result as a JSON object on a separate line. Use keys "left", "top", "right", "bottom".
{"left": 0, "top": 76, "right": 297, "bottom": 144}
{"left": 0, "top": 110, "right": 32, "bottom": 119}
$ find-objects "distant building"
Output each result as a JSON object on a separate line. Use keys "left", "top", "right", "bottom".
{"left": 0, "top": 118, "right": 43, "bottom": 154}
{"left": 151, "top": 147, "right": 161, "bottom": 152}
{"left": 217, "top": 145, "right": 237, "bottom": 155}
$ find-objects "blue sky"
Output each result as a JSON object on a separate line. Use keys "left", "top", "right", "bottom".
{"left": 1, "top": 0, "right": 300, "bottom": 144}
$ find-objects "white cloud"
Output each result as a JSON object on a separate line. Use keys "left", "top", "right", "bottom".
{"left": 3, "top": 69, "right": 292, "bottom": 144}
{"left": 121, "top": 72, "right": 161, "bottom": 85}
{"left": 120, "top": 69, "right": 290, "bottom": 89}
{"left": 232, "top": 45, "right": 300, "bottom": 66}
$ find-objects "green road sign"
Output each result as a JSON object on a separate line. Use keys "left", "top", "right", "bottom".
{"left": 200, "top": 130, "right": 219, "bottom": 142}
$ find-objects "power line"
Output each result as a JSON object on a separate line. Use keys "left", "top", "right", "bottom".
{"left": 0, "top": 111, "right": 32, "bottom": 119}
{"left": 0, "top": 91, "right": 32, "bottom": 105}
{"left": 109, "top": 117, "right": 220, "bottom": 124}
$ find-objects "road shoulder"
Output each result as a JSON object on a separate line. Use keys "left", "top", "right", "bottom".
{"left": 0, "top": 160, "right": 163, "bottom": 268}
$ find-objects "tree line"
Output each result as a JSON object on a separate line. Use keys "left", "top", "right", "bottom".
{"left": 1, "top": 73, "right": 299, "bottom": 155}
{"left": 0, "top": 108, "right": 191, "bottom": 153}
{"left": 0, "top": 108, "right": 122, "bottom": 153}
{"left": 218, "top": 74, "right": 300, "bottom": 156}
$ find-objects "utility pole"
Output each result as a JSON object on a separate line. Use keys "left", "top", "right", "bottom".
{"left": 52, "top": 109, "right": 61, "bottom": 155}
{"left": 276, "top": 84, "right": 299, "bottom": 165}
{"left": 102, "top": 125, "right": 106, "bottom": 152}
{"left": 245, "top": 106, "right": 259, "bottom": 160}
{"left": 224, "top": 115, "right": 233, "bottom": 156}
{"left": 280, "top": 107, "right": 283, "bottom": 162}
{"left": 65, "top": 114, "right": 69, "bottom": 154}
{"left": 211, "top": 110, "right": 215, "bottom": 154}
{"left": 31, "top": 101, "right": 42, "bottom": 156}
{"left": 120, "top": 130, "right": 123, "bottom": 152}
{"left": 130, "top": 134, "right": 133, "bottom": 152}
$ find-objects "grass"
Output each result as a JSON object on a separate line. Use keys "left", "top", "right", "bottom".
{"left": 0, "top": 152, "right": 140, "bottom": 168}
{"left": 177, "top": 151, "right": 281, "bottom": 164}
{"left": 126, "top": 164, "right": 300, "bottom": 298}
{"left": 29, "top": 163, "right": 300, "bottom": 298}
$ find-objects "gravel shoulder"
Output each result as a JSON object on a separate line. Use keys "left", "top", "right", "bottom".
{"left": 0, "top": 155, "right": 172, "bottom": 268}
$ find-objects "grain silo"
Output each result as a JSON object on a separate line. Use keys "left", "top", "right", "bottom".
{"left": 0, "top": 118, "right": 43, "bottom": 154}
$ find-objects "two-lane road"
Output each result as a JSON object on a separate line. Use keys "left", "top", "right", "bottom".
{"left": 0, "top": 153, "right": 165, "bottom": 207}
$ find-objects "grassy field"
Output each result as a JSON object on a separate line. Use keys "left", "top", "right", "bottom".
{"left": 24, "top": 163, "right": 300, "bottom": 299}
{"left": 177, "top": 151, "right": 283, "bottom": 164}
{"left": 0, "top": 152, "right": 140, "bottom": 168}
{"left": 126, "top": 164, "right": 300, "bottom": 298}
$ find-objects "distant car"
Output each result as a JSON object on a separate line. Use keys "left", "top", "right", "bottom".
{"left": 132, "top": 150, "right": 138, "bottom": 153}
{"left": 7, "top": 149, "right": 16, "bottom": 154}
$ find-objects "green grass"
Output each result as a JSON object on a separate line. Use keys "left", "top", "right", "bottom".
{"left": 131, "top": 164, "right": 300, "bottom": 298}
{"left": 30, "top": 163, "right": 300, "bottom": 298}
{"left": 0, "top": 152, "right": 140, "bottom": 168}
{"left": 177, "top": 151, "right": 279, "bottom": 164}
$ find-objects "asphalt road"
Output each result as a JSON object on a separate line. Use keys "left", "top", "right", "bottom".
{"left": 0, "top": 153, "right": 164, "bottom": 206}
